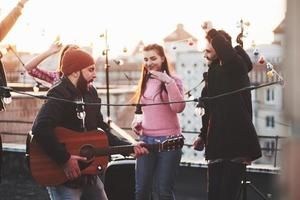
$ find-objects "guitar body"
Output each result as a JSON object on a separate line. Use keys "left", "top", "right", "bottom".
{"left": 29, "top": 127, "right": 109, "bottom": 186}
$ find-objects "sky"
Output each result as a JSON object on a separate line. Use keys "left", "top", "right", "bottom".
{"left": 0, "top": 0, "right": 286, "bottom": 57}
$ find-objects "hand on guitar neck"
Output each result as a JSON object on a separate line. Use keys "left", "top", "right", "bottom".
{"left": 133, "top": 142, "right": 149, "bottom": 158}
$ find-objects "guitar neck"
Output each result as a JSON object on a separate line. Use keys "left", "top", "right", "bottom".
{"left": 94, "top": 143, "right": 160, "bottom": 157}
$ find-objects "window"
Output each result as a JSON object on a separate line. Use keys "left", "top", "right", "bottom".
{"left": 266, "top": 88, "right": 275, "bottom": 102}
{"left": 264, "top": 140, "right": 275, "bottom": 156}
{"left": 266, "top": 116, "right": 275, "bottom": 128}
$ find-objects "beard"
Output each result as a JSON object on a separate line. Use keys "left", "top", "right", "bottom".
{"left": 77, "top": 72, "right": 89, "bottom": 95}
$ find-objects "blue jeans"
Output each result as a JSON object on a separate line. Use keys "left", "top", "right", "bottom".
{"left": 47, "top": 176, "right": 108, "bottom": 200}
{"left": 135, "top": 135, "right": 182, "bottom": 200}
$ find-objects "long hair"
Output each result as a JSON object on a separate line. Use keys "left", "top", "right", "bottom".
{"left": 132, "top": 44, "right": 172, "bottom": 103}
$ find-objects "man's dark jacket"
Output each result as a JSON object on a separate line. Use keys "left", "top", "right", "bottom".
{"left": 205, "top": 29, "right": 261, "bottom": 161}
{"left": 31, "top": 77, "right": 129, "bottom": 165}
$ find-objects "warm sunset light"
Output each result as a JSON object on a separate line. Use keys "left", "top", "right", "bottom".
{"left": 0, "top": 0, "right": 286, "bottom": 56}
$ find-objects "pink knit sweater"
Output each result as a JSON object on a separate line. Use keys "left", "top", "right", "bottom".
{"left": 141, "top": 75, "right": 185, "bottom": 136}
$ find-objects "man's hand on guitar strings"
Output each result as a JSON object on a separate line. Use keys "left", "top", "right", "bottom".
{"left": 63, "top": 155, "right": 87, "bottom": 180}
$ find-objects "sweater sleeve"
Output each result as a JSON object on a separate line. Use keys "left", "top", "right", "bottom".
{"left": 165, "top": 76, "right": 186, "bottom": 113}
{"left": 31, "top": 91, "right": 70, "bottom": 165}
{"left": 28, "top": 68, "right": 59, "bottom": 84}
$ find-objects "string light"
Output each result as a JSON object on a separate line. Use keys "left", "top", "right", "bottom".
{"left": 76, "top": 99, "right": 86, "bottom": 130}
{"left": 194, "top": 99, "right": 205, "bottom": 117}
{"left": 258, "top": 56, "right": 265, "bottom": 64}
{"left": 0, "top": 86, "right": 12, "bottom": 105}
{"left": 253, "top": 48, "right": 259, "bottom": 57}
{"left": 186, "top": 91, "right": 195, "bottom": 101}
{"left": 252, "top": 48, "right": 284, "bottom": 82}
{"left": 251, "top": 40, "right": 257, "bottom": 49}
{"left": 33, "top": 82, "right": 41, "bottom": 93}
{"left": 113, "top": 59, "right": 124, "bottom": 66}
{"left": 0, "top": 81, "right": 283, "bottom": 108}
{"left": 133, "top": 104, "right": 143, "bottom": 134}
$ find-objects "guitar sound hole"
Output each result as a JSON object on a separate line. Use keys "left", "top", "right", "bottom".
{"left": 80, "top": 145, "right": 95, "bottom": 161}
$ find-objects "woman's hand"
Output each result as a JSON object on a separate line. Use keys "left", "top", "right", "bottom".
{"left": 47, "top": 42, "right": 63, "bottom": 55}
{"left": 149, "top": 70, "right": 174, "bottom": 84}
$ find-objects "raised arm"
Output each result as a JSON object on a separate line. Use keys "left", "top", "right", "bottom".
{"left": 25, "top": 43, "right": 62, "bottom": 72}
{"left": 0, "top": 0, "right": 28, "bottom": 41}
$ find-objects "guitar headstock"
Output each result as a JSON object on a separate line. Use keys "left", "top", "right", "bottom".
{"left": 161, "top": 135, "right": 184, "bottom": 151}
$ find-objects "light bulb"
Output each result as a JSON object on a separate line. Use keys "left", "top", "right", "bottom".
{"left": 113, "top": 59, "right": 124, "bottom": 66}
{"left": 133, "top": 104, "right": 143, "bottom": 135}
{"left": 134, "top": 113, "right": 143, "bottom": 124}
{"left": 188, "top": 95, "right": 195, "bottom": 101}
{"left": 3, "top": 96, "right": 12, "bottom": 104}
{"left": 187, "top": 39, "right": 194, "bottom": 46}
{"left": 266, "top": 70, "right": 274, "bottom": 78}
{"left": 266, "top": 62, "right": 274, "bottom": 71}
{"left": 258, "top": 56, "right": 265, "bottom": 65}
{"left": 195, "top": 107, "right": 205, "bottom": 117}
{"left": 195, "top": 99, "right": 205, "bottom": 117}
{"left": 251, "top": 41, "right": 256, "bottom": 49}
{"left": 76, "top": 102, "right": 86, "bottom": 120}
{"left": 253, "top": 48, "right": 259, "bottom": 57}
{"left": 77, "top": 110, "right": 86, "bottom": 120}
{"left": 33, "top": 85, "right": 40, "bottom": 93}
{"left": 244, "top": 21, "right": 250, "bottom": 26}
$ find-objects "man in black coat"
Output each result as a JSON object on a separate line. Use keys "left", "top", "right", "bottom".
{"left": 201, "top": 21, "right": 261, "bottom": 200}
{"left": 31, "top": 48, "right": 148, "bottom": 200}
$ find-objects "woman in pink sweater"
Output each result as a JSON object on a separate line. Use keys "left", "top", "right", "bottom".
{"left": 132, "top": 44, "right": 185, "bottom": 200}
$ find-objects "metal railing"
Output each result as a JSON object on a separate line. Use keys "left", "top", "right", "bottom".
{"left": 0, "top": 120, "right": 286, "bottom": 169}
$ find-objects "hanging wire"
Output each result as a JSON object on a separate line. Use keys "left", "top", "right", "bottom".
{"left": 0, "top": 80, "right": 283, "bottom": 107}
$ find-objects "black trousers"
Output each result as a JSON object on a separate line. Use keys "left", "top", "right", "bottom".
{"left": 208, "top": 160, "right": 246, "bottom": 200}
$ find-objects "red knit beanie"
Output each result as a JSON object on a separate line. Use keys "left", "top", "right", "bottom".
{"left": 61, "top": 48, "right": 95, "bottom": 75}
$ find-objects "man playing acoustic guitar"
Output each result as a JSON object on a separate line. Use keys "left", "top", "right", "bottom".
{"left": 30, "top": 48, "right": 148, "bottom": 200}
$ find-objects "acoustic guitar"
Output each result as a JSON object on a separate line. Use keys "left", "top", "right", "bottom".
{"left": 28, "top": 127, "right": 184, "bottom": 186}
